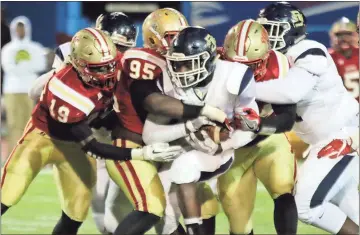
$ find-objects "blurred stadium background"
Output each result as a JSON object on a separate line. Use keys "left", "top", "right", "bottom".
{"left": 0, "top": 1, "right": 358, "bottom": 234}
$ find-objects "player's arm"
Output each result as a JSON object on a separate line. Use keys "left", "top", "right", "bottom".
{"left": 256, "top": 48, "right": 328, "bottom": 104}
{"left": 130, "top": 79, "right": 228, "bottom": 122}
{"left": 257, "top": 103, "right": 297, "bottom": 135}
{"left": 255, "top": 66, "right": 316, "bottom": 104}
{"left": 142, "top": 113, "right": 214, "bottom": 145}
{"left": 69, "top": 121, "right": 182, "bottom": 162}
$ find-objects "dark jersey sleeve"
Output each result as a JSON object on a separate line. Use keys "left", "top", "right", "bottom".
{"left": 69, "top": 121, "right": 133, "bottom": 161}
{"left": 129, "top": 79, "right": 204, "bottom": 121}
{"left": 244, "top": 103, "right": 296, "bottom": 147}
{"left": 259, "top": 103, "right": 297, "bottom": 134}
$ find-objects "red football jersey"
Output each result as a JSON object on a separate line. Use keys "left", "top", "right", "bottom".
{"left": 32, "top": 65, "right": 113, "bottom": 140}
{"left": 113, "top": 48, "right": 167, "bottom": 134}
{"left": 329, "top": 48, "right": 359, "bottom": 101}
{"left": 256, "top": 50, "right": 290, "bottom": 115}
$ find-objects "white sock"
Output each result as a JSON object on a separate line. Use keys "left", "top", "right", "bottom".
{"left": 184, "top": 217, "right": 203, "bottom": 225}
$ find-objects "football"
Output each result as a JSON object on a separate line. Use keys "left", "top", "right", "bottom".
{"left": 194, "top": 125, "right": 231, "bottom": 144}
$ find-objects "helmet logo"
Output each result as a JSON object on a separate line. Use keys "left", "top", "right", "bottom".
{"left": 291, "top": 10, "right": 304, "bottom": 28}
{"left": 205, "top": 34, "right": 216, "bottom": 52}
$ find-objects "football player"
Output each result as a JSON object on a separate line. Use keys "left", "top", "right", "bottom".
{"left": 142, "top": 26, "right": 260, "bottom": 235}
{"left": 218, "top": 19, "right": 298, "bottom": 235}
{"left": 254, "top": 2, "right": 359, "bottom": 234}
{"left": 328, "top": 17, "right": 359, "bottom": 101}
{"left": 91, "top": 12, "right": 138, "bottom": 234}
{"left": 1, "top": 28, "right": 183, "bottom": 234}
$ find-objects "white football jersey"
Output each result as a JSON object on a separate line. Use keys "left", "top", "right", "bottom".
{"left": 159, "top": 59, "right": 259, "bottom": 149}
{"left": 256, "top": 39, "right": 359, "bottom": 145}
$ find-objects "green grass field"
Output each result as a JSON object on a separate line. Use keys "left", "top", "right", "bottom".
{"left": 1, "top": 170, "right": 328, "bottom": 234}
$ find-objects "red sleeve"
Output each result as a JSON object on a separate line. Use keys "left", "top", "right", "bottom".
{"left": 120, "top": 48, "right": 166, "bottom": 80}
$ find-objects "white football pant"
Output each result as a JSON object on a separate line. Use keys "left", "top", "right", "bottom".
{"left": 295, "top": 127, "right": 359, "bottom": 234}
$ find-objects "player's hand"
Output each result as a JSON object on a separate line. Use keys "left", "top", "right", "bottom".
{"left": 141, "top": 143, "right": 184, "bottom": 162}
{"left": 188, "top": 130, "right": 221, "bottom": 155}
{"left": 318, "top": 139, "right": 355, "bottom": 159}
{"left": 233, "top": 108, "right": 260, "bottom": 132}
{"left": 200, "top": 104, "right": 231, "bottom": 129}
{"left": 185, "top": 116, "right": 215, "bottom": 133}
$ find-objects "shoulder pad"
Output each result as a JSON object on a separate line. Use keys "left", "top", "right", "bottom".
{"left": 122, "top": 48, "right": 166, "bottom": 69}
{"left": 48, "top": 75, "right": 95, "bottom": 121}
{"left": 121, "top": 48, "right": 166, "bottom": 80}
{"left": 226, "top": 62, "right": 254, "bottom": 95}
{"left": 287, "top": 40, "right": 327, "bottom": 64}
{"left": 287, "top": 40, "right": 328, "bottom": 75}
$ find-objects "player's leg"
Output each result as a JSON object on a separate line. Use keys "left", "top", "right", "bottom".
{"left": 91, "top": 159, "right": 110, "bottom": 234}
{"left": 104, "top": 179, "right": 133, "bottom": 233}
{"left": 170, "top": 149, "right": 234, "bottom": 235}
{"left": 52, "top": 141, "right": 97, "bottom": 234}
{"left": 295, "top": 147, "right": 359, "bottom": 234}
{"left": 1, "top": 124, "right": 49, "bottom": 214}
{"left": 106, "top": 139, "right": 166, "bottom": 235}
{"left": 332, "top": 179, "right": 359, "bottom": 226}
{"left": 217, "top": 147, "right": 257, "bottom": 235}
{"left": 253, "top": 134, "right": 297, "bottom": 235}
{"left": 198, "top": 182, "right": 219, "bottom": 235}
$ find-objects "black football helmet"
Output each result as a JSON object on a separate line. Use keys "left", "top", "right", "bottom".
{"left": 96, "top": 12, "right": 137, "bottom": 52}
{"left": 166, "top": 26, "right": 217, "bottom": 88}
{"left": 257, "top": 2, "right": 307, "bottom": 53}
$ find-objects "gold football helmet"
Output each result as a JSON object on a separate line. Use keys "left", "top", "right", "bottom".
{"left": 70, "top": 27, "right": 119, "bottom": 91}
{"left": 223, "top": 19, "right": 270, "bottom": 80}
{"left": 142, "top": 8, "right": 188, "bottom": 54}
{"left": 329, "top": 17, "right": 358, "bottom": 50}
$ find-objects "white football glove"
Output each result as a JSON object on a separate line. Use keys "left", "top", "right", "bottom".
{"left": 185, "top": 116, "right": 215, "bottom": 133}
{"left": 188, "top": 130, "right": 220, "bottom": 155}
{"left": 132, "top": 143, "right": 184, "bottom": 162}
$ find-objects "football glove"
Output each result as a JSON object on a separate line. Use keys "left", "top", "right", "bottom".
{"left": 317, "top": 139, "right": 355, "bottom": 159}
{"left": 188, "top": 130, "right": 221, "bottom": 155}
{"left": 233, "top": 108, "right": 260, "bottom": 132}
{"left": 185, "top": 116, "right": 215, "bottom": 133}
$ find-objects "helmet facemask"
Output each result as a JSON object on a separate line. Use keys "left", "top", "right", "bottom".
{"left": 257, "top": 18, "right": 291, "bottom": 51}
{"left": 166, "top": 51, "right": 212, "bottom": 88}
{"left": 243, "top": 55, "right": 269, "bottom": 81}
{"left": 74, "top": 57, "right": 118, "bottom": 92}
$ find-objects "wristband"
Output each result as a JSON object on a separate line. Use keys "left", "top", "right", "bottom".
{"left": 131, "top": 148, "right": 144, "bottom": 160}
{"left": 257, "top": 123, "right": 276, "bottom": 135}
{"left": 201, "top": 104, "right": 226, "bottom": 123}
